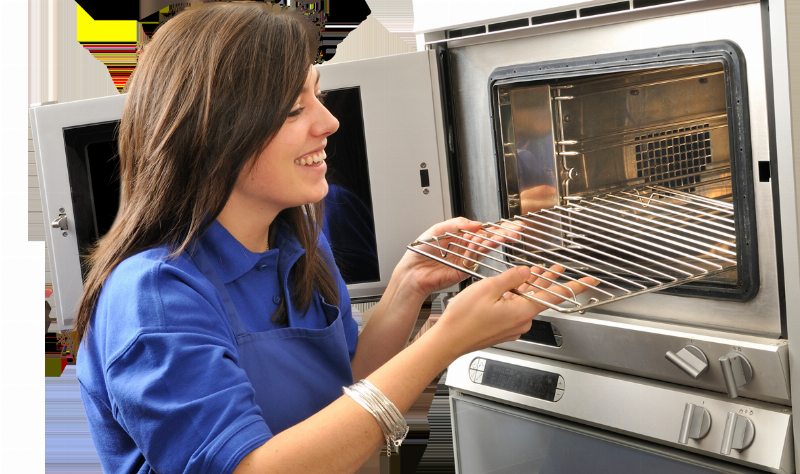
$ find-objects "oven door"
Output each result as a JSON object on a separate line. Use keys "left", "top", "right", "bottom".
{"left": 451, "top": 394, "right": 768, "bottom": 474}
{"left": 443, "top": 2, "right": 781, "bottom": 338}
{"left": 317, "top": 50, "right": 455, "bottom": 299}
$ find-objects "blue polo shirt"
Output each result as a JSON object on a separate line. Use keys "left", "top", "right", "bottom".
{"left": 77, "top": 219, "right": 359, "bottom": 474}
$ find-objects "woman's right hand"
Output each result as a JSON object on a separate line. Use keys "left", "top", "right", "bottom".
{"left": 434, "top": 265, "right": 596, "bottom": 358}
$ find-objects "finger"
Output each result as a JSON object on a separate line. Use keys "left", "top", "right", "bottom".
{"left": 478, "top": 266, "right": 531, "bottom": 300}
{"left": 529, "top": 264, "right": 565, "bottom": 288}
{"left": 419, "top": 217, "right": 482, "bottom": 241}
{"left": 521, "top": 276, "right": 599, "bottom": 311}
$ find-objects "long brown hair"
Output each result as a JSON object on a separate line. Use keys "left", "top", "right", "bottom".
{"left": 75, "top": 2, "right": 338, "bottom": 346}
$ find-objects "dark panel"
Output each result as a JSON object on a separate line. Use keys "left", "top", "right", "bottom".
{"left": 487, "top": 18, "right": 528, "bottom": 33}
{"left": 633, "top": 0, "right": 685, "bottom": 8}
{"left": 482, "top": 360, "right": 559, "bottom": 401}
{"left": 449, "top": 25, "right": 486, "bottom": 39}
{"left": 758, "top": 161, "right": 771, "bottom": 182}
{"left": 519, "top": 319, "right": 558, "bottom": 346}
{"left": 321, "top": 87, "right": 380, "bottom": 284}
{"left": 531, "top": 10, "right": 578, "bottom": 25}
{"left": 63, "top": 121, "right": 121, "bottom": 281}
{"left": 579, "top": 1, "right": 630, "bottom": 17}
{"left": 420, "top": 169, "right": 430, "bottom": 188}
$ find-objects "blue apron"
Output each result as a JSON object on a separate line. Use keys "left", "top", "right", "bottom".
{"left": 191, "top": 242, "right": 354, "bottom": 435}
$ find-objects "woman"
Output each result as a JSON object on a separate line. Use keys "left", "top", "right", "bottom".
{"left": 75, "top": 3, "right": 593, "bottom": 473}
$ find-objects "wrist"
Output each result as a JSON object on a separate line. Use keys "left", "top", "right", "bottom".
{"left": 418, "top": 322, "right": 461, "bottom": 369}
{"left": 388, "top": 264, "right": 429, "bottom": 305}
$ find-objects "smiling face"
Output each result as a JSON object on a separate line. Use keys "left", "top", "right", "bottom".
{"left": 230, "top": 65, "right": 339, "bottom": 218}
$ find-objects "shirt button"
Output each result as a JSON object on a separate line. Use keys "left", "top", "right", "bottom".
{"left": 257, "top": 264, "right": 267, "bottom": 271}
{"left": 272, "top": 295, "right": 282, "bottom": 304}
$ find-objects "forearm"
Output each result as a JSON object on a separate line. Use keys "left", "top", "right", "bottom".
{"left": 350, "top": 268, "right": 428, "bottom": 380}
{"left": 233, "top": 323, "right": 457, "bottom": 474}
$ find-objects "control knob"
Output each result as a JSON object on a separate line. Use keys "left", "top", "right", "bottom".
{"left": 678, "top": 403, "right": 711, "bottom": 444}
{"left": 720, "top": 412, "right": 755, "bottom": 455}
{"left": 665, "top": 345, "right": 709, "bottom": 379}
{"left": 719, "top": 351, "right": 753, "bottom": 398}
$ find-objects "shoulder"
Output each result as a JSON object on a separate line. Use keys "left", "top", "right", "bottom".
{"left": 91, "top": 246, "right": 232, "bottom": 361}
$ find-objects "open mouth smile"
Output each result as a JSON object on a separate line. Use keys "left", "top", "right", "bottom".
{"left": 295, "top": 150, "right": 327, "bottom": 166}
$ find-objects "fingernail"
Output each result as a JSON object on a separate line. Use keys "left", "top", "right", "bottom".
{"left": 516, "top": 266, "right": 530, "bottom": 278}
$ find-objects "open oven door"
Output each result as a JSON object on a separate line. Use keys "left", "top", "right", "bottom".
{"left": 317, "top": 50, "right": 455, "bottom": 300}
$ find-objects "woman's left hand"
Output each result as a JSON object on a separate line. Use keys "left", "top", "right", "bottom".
{"left": 394, "top": 217, "right": 522, "bottom": 299}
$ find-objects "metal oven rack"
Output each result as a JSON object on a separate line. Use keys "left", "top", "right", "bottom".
{"left": 408, "top": 186, "right": 736, "bottom": 313}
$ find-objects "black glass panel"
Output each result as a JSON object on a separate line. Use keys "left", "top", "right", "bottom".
{"left": 321, "top": 87, "right": 380, "bottom": 284}
{"left": 63, "top": 121, "right": 121, "bottom": 281}
{"left": 482, "top": 360, "right": 559, "bottom": 401}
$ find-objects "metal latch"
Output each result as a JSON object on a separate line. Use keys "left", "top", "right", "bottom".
{"left": 51, "top": 214, "right": 68, "bottom": 230}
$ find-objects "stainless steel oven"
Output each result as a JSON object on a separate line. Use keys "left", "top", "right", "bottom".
{"left": 30, "top": 0, "right": 799, "bottom": 471}
{"left": 318, "top": 0, "right": 798, "bottom": 472}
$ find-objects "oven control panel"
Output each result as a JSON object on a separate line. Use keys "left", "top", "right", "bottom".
{"left": 469, "top": 357, "right": 565, "bottom": 402}
{"left": 450, "top": 349, "right": 794, "bottom": 473}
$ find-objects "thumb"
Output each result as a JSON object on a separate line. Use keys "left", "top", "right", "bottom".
{"left": 483, "top": 266, "right": 530, "bottom": 300}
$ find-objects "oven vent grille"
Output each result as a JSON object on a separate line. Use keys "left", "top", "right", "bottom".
{"left": 408, "top": 186, "right": 735, "bottom": 314}
{"left": 635, "top": 124, "right": 711, "bottom": 192}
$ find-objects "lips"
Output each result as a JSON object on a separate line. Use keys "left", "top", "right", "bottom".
{"left": 294, "top": 149, "right": 327, "bottom": 166}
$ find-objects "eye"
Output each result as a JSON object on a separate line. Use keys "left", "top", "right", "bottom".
{"left": 316, "top": 91, "right": 328, "bottom": 105}
{"left": 287, "top": 105, "right": 303, "bottom": 118}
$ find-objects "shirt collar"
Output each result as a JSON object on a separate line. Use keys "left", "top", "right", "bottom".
{"left": 199, "top": 218, "right": 305, "bottom": 284}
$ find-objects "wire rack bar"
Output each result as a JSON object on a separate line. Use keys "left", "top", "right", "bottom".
{"left": 407, "top": 186, "right": 737, "bottom": 313}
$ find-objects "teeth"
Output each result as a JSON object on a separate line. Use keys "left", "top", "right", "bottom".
{"left": 295, "top": 150, "right": 327, "bottom": 166}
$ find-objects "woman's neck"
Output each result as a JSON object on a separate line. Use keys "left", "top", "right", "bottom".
{"left": 216, "top": 193, "right": 278, "bottom": 253}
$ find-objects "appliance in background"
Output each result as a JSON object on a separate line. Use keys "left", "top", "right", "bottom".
{"left": 29, "top": 54, "right": 454, "bottom": 330}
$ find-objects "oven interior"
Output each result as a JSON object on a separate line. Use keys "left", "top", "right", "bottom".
{"left": 490, "top": 43, "right": 757, "bottom": 302}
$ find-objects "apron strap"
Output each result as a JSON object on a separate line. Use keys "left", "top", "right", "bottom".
{"left": 190, "top": 243, "right": 249, "bottom": 338}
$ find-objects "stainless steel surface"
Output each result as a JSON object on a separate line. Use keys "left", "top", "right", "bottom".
{"left": 496, "top": 84, "right": 559, "bottom": 217}
{"left": 721, "top": 412, "right": 756, "bottom": 455}
{"left": 496, "top": 312, "right": 790, "bottom": 405}
{"left": 450, "top": 391, "right": 768, "bottom": 474}
{"left": 720, "top": 351, "right": 755, "bottom": 399}
{"left": 409, "top": 185, "right": 735, "bottom": 313}
{"left": 447, "top": 348, "right": 794, "bottom": 473}
{"left": 446, "top": 2, "right": 781, "bottom": 336}
{"left": 667, "top": 345, "right": 710, "bottom": 380}
{"left": 679, "top": 403, "right": 712, "bottom": 444}
{"left": 769, "top": 0, "right": 800, "bottom": 467}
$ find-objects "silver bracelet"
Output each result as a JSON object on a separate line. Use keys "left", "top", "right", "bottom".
{"left": 344, "top": 381, "right": 409, "bottom": 455}
{"left": 343, "top": 379, "right": 409, "bottom": 456}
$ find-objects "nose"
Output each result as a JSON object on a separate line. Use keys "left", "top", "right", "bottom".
{"left": 313, "top": 101, "right": 339, "bottom": 138}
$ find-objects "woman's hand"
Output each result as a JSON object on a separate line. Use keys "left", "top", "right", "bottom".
{"left": 432, "top": 265, "right": 597, "bottom": 359}
{"left": 394, "top": 217, "right": 523, "bottom": 299}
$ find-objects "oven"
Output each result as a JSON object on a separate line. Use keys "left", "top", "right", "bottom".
{"left": 30, "top": 0, "right": 798, "bottom": 471}
{"left": 319, "top": 0, "right": 796, "bottom": 472}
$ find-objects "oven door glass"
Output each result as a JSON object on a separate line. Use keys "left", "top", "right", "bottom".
{"left": 490, "top": 43, "right": 757, "bottom": 301}
{"left": 452, "top": 396, "right": 747, "bottom": 474}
